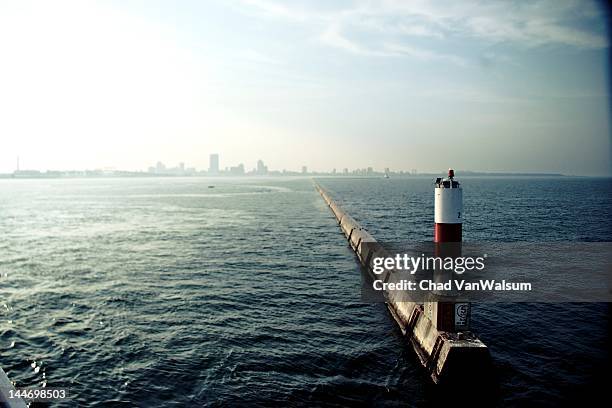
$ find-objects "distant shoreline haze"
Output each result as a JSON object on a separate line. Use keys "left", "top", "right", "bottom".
{"left": 0, "top": 169, "right": 579, "bottom": 179}
{"left": 1, "top": 153, "right": 603, "bottom": 179}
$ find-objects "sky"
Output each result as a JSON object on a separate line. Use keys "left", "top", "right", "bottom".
{"left": 0, "top": 0, "right": 609, "bottom": 175}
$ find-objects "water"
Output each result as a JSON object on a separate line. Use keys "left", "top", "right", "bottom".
{"left": 0, "top": 176, "right": 609, "bottom": 406}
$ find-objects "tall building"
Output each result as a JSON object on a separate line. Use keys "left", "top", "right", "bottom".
{"left": 209, "top": 154, "right": 219, "bottom": 174}
{"left": 302, "top": 166, "right": 307, "bottom": 174}
{"left": 256, "top": 159, "right": 268, "bottom": 175}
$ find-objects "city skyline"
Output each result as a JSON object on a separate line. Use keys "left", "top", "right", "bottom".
{"left": 7, "top": 154, "right": 400, "bottom": 176}
{"left": 6, "top": 152, "right": 573, "bottom": 178}
{"left": 0, "top": 1, "right": 610, "bottom": 176}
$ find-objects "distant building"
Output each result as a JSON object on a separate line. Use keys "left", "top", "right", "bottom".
{"left": 230, "top": 163, "right": 245, "bottom": 175}
{"left": 13, "top": 169, "right": 41, "bottom": 177}
{"left": 343, "top": 168, "right": 348, "bottom": 175}
{"left": 209, "top": 154, "right": 219, "bottom": 174}
{"left": 302, "top": 166, "right": 307, "bottom": 174}
{"left": 256, "top": 159, "right": 268, "bottom": 175}
{"left": 148, "top": 161, "right": 191, "bottom": 175}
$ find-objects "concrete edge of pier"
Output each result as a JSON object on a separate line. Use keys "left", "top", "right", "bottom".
{"left": 0, "top": 366, "right": 27, "bottom": 408}
{"left": 314, "top": 182, "right": 490, "bottom": 384}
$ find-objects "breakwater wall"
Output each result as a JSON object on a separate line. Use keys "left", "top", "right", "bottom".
{"left": 314, "top": 182, "right": 490, "bottom": 384}
{"left": 0, "top": 367, "right": 26, "bottom": 408}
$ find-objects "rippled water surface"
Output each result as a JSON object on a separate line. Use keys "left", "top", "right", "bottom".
{"left": 0, "top": 176, "right": 610, "bottom": 406}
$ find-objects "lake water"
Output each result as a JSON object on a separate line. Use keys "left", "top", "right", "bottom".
{"left": 0, "top": 176, "right": 610, "bottom": 406}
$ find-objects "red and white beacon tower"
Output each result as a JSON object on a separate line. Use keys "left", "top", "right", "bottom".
{"left": 434, "top": 168, "right": 462, "bottom": 242}
{"left": 427, "top": 169, "right": 470, "bottom": 332}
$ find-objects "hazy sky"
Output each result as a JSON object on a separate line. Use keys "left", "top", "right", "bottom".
{"left": 0, "top": 0, "right": 609, "bottom": 175}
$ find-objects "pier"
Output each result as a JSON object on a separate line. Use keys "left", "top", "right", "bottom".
{"left": 314, "top": 173, "right": 490, "bottom": 384}
{"left": 0, "top": 367, "right": 26, "bottom": 408}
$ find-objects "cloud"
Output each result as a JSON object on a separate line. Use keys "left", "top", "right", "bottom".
{"left": 236, "top": 0, "right": 609, "bottom": 57}
{"left": 320, "top": 25, "right": 390, "bottom": 57}
{"left": 239, "top": 0, "right": 313, "bottom": 21}
{"left": 382, "top": 43, "right": 468, "bottom": 65}
{"left": 319, "top": 24, "right": 467, "bottom": 65}
{"left": 465, "top": 12, "right": 608, "bottom": 49}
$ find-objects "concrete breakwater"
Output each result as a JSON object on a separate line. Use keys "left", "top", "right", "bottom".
{"left": 314, "top": 182, "right": 490, "bottom": 384}
{"left": 0, "top": 367, "right": 27, "bottom": 408}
